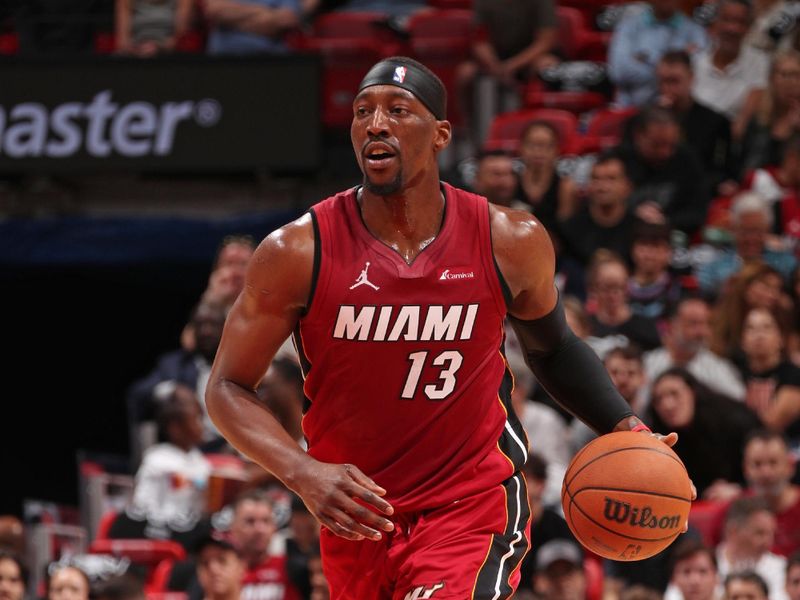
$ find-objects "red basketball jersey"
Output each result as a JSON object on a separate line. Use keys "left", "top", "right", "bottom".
{"left": 293, "top": 183, "right": 529, "bottom": 512}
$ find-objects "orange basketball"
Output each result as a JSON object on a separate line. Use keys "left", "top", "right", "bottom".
{"left": 561, "top": 431, "right": 692, "bottom": 561}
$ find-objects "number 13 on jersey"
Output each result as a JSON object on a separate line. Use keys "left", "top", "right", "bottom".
{"left": 401, "top": 350, "right": 464, "bottom": 400}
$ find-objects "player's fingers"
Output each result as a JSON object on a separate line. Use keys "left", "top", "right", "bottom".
{"left": 343, "top": 464, "right": 391, "bottom": 501}
{"left": 340, "top": 493, "right": 395, "bottom": 532}
{"left": 318, "top": 514, "right": 364, "bottom": 541}
{"left": 345, "top": 482, "right": 395, "bottom": 518}
{"left": 327, "top": 506, "right": 383, "bottom": 541}
{"left": 654, "top": 431, "right": 678, "bottom": 447}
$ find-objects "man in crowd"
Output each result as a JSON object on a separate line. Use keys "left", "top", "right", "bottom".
{"left": 619, "top": 106, "right": 710, "bottom": 236}
{"left": 644, "top": 297, "right": 746, "bottom": 403}
{"left": 609, "top": 0, "right": 708, "bottom": 106}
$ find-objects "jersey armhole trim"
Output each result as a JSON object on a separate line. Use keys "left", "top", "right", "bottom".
{"left": 302, "top": 208, "right": 322, "bottom": 317}
{"left": 492, "top": 255, "right": 513, "bottom": 311}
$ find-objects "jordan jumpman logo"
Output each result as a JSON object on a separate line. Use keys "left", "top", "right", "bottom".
{"left": 350, "top": 261, "right": 379, "bottom": 290}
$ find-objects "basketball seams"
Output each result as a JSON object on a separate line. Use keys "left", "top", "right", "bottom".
{"left": 570, "top": 487, "right": 692, "bottom": 503}
{"left": 565, "top": 446, "right": 688, "bottom": 491}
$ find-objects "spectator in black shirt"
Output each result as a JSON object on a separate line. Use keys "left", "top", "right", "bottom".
{"left": 619, "top": 106, "right": 711, "bottom": 236}
{"left": 656, "top": 50, "right": 737, "bottom": 195}
{"left": 587, "top": 250, "right": 662, "bottom": 351}
{"left": 560, "top": 150, "right": 638, "bottom": 269}
{"left": 739, "top": 306, "right": 800, "bottom": 445}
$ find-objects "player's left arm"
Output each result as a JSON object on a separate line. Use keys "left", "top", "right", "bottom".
{"left": 490, "top": 205, "right": 658, "bottom": 437}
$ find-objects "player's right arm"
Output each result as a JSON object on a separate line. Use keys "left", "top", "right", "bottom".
{"left": 206, "top": 215, "right": 394, "bottom": 541}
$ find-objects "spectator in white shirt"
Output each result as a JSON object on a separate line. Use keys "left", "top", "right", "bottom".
{"left": 644, "top": 296, "right": 746, "bottom": 405}
{"left": 718, "top": 498, "right": 789, "bottom": 600}
{"left": 693, "top": 0, "right": 770, "bottom": 137}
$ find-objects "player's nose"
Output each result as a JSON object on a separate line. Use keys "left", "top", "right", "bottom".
{"left": 366, "top": 106, "right": 391, "bottom": 136}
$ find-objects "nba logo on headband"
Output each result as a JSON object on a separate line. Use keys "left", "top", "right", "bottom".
{"left": 393, "top": 66, "right": 407, "bottom": 83}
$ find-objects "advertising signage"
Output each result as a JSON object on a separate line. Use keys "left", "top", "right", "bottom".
{"left": 0, "top": 55, "right": 321, "bottom": 172}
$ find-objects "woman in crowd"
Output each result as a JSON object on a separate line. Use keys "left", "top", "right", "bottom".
{"left": 0, "top": 551, "right": 27, "bottom": 600}
{"left": 516, "top": 120, "right": 579, "bottom": 235}
{"left": 711, "top": 262, "right": 790, "bottom": 359}
{"left": 47, "top": 565, "right": 91, "bottom": 600}
{"left": 115, "top": 0, "right": 194, "bottom": 56}
{"left": 738, "top": 306, "right": 800, "bottom": 444}
{"left": 742, "top": 51, "right": 800, "bottom": 171}
{"left": 648, "top": 368, "right": 761, "bottom": 497}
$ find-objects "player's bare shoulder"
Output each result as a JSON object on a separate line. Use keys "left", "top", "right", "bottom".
{"left": 489, "top": 204, "right": 554, "bottom": 284}
{"left": 245, "top": 213, "right": 315, "bottom": 312}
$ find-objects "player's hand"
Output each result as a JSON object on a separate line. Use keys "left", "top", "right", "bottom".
{"left": 293, "top": 459, "right": 395, "bottom": 542}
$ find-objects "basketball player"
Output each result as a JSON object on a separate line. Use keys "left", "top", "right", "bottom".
{"left": 206, "top": 57, "right": 675, "bottom": 599}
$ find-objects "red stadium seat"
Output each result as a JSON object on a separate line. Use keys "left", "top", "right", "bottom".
{"left": 688, "top": 500, "right": 728, "bottom": 547}
{"left": 556, "top": 6, "right": 610, "bottom": 62}
{"left": 584, "top": 556, "right": 604, "bottom": 600}
{"left": 523, "top": 89, "right": 607, "bottom": 115}
{"left": 408, "top": 10, "right": 474, "bottom": 126}
{"left": 427, "top": 0, "right": 473, "bottom": 8}
{"left": 89, "top": 539, "right": 187, "bottom": 593}
{"left": 579, "top": 106, "right": 637, "bottom": 152}
{"left": 484, "top": 109, "right": 580, "bottom": 155}
{"left": 94, "top": 510, "right": 119, "bottom": 541}
{"left": 302, "top": 12, "right": 405, "bottom": 128}
{"left": 0, "top": 32, "right": 19, "bottom": 55}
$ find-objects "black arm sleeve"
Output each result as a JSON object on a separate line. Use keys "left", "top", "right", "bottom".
{"left": 508, "top": 296, "right": 634, "bottom": 434}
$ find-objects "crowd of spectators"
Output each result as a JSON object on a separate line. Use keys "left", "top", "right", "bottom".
{"left": 6, "top": 0, "right": 800, "bottom": 599}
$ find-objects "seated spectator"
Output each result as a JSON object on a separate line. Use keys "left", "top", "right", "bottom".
{"left": 629, "top": 221, "right": 683, "bottom": 322}
{"left": 656, "top": 50, "right": 735, "bottom": 195}
{"left": 330, "top": 0, "right": 425, "bottom": 19}
{"left": 203, "top": 235, "right": 256, "bottom": 309}
{"left": 230, "top": 490, "right": 301, "bottom": 599}
{"left": 711, "top": 263, "right": 790, "bottom": 360}
{"left": 113, "top": 388, "right": 211, "bottom": 547}
{"left": 738, "top": 308, "right": 800, "bottom": 436}
{"left": 745, "top": 0, "right": 799, "bottom": 54}
{"left": 114, "top": 0, "right": 193, "bottom": 56}
{"left": 516, "top": 121, "right": 579, "bottom": 233}
{"left": 664, "top": 539, "right": 721, "bottom": 600}
{"left": 742, "top": 135, "right": 800, "bottom": 241}
{"left": 741, "top": 52, "right": 800, "bottom": 172}
{"left": 586, "top": 250, "right": 662, "bottom": 351}
{"left": 696, "top": 192, "right": 797, "bottom": 299}
{"left": 788, "top": 554, "right": 800, "bottom": 600}
{"left": 456, "top": 0, "right": 558, "bottom": 140}
{"left": 619, "top": 106, "right": 710, "bottom": 236}
{"left": 93, "top": 576, "right": 146, "bottom": 600}
{"left": 692, "top": 0, "right": 770, "bottom": 136}
{"left": 570, "top": 344, "right": 647, "bottom": 454}
{"left": 718, "top": 499, "right": 788, "bottom": 600}
{"left": 745, "top": 431, "right": 800, "bottom": 557}
{"left": 647, "top": 368, "right": 760, "bottom": 496}
{"left": 608, "top": 0, "right": 709, "bottom": 107}
{"left": 645, "top": 296, "right": 746, "bottom": 402}
{"left": 532, "top": 540, "right": 587, "bottom": 600}
{"left": 472, "top": 150, "right": 528, "bottom": 210}
{"left": 724, "top": 572, "right": 771, "bottom": 600}
{"left": 205, "top": 0, "right": 302, "bottom": 55}
{"left": 127, "top": 300, "right": 227, "bottom": 452}
{"left": 518, "top": 454, "right": 577, "bottom": 595}
{"left": 559, "top": 151, "right": 638, "bottom": 270}
{"left": 0, "top": 518, "right": 24, "bottom": 555}
{"left": 284, "top": 496, "right": 321, "bottom": 600}
{"left": 0, "top": 551, "right": 26, "bottom": 600}
{"left": 47, "top": 565, "right": 90, "bottom": 600}
{"left": 196, "top": 532, "right": 244, "bottom": 600}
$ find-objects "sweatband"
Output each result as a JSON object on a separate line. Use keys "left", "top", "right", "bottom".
{"left": 358, "top": 57, "right": 447, "bottom": 120}
{"left": 508, "top": 297, "right": 635, "bottom": 434}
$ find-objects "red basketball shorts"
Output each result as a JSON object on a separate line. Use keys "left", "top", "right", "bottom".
{"left": 320, "top": 472, "right": 531, "bottom": 600}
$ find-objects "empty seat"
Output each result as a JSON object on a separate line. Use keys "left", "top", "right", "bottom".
{"left": 485, "top": 109, "right": 580, "bottom": 154}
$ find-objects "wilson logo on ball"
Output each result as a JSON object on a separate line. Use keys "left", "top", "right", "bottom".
{"left": 603, "top": 497, "right": 681, "bottom": 530}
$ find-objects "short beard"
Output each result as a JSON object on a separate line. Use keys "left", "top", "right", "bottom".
{"left": 364, "top": 171, "right": 403, "bottom": 196}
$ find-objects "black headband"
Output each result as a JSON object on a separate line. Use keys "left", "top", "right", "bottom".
{"left": 357, "top": 59, "right": 446, "bottom": 120}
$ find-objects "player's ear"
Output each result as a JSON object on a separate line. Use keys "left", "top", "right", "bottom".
{"left": 433, "top": 120, "right": 452, "bottom": 153}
